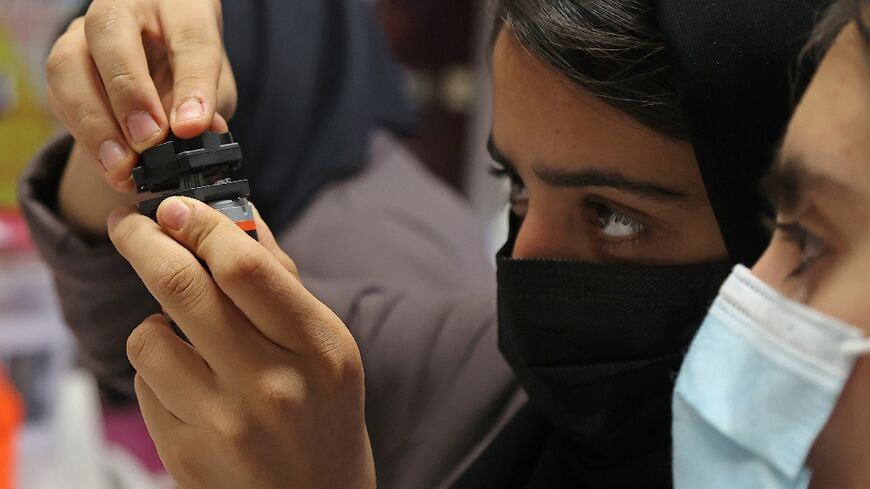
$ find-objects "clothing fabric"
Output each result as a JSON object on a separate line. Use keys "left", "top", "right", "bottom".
{"left": 223, "top": 0, "right": 419, "bottom": 231}
{"left": 496, "top": 242, "right": 731, "bottom": 488}
{"left": 673, "top": 265, "right": 870, "bottom": 489}
{"left": 656, "top": 0, "right": 831, "bottom": 265}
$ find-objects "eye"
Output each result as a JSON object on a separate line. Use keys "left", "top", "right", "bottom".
{"left": 489, "top": 165, "right": 529, "bottom": 218}
{"left": 591, "top": 202, "right": 645, "bottom": 239}
{"left": 777, "top": 222, "right": 829, "bottom": 278}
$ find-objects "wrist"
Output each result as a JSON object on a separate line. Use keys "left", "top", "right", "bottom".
{"left": 58, "top": 143, "right": 140, "bottom": 239}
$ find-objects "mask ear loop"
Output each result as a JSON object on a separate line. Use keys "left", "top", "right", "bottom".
{"left": 841, "top": 339, "right": 870, "bottom": 356}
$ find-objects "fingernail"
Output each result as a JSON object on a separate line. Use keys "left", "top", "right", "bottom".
{"left": 175, "top": 98, "right": 205, "bottom": 123}
{"left": 107, "top": 207, "right": 132, "bottom": 232}
{"left": 98, "top": 139, "right": 128, "bottom": 173}
{"left": 160, "top": 198, "right": 191, "bottom": 231}
{"left": 126, "top": 111, "right": 161, "bottom": 143}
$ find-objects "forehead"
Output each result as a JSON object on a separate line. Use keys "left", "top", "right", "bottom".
{"left": 491, "top": 28, "right": 659, "bottom": 142}
{"left": 783, "top": 23, "right": 870, "bottom": 189}
{"left": 490, "top": 28, "right": 698, "bottom": 185}
{"left": 490, "top": 28, "right": 632, "bottom": 142}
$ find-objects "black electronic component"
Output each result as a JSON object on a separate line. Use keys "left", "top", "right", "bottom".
{"left": 133, "top": 131, "right": 257, "bottom": 240}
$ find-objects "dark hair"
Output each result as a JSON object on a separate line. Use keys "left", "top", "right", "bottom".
{"left": 860, "top": 0, "right": 870, "bottom": 45}
{"left": 802, "top": 0, "right": 870, "bottom": 62}
{"left": 492, "top": 0, "right": 688, "bottom": 140}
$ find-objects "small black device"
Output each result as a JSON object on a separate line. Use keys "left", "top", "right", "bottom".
{"left": 132, "top": 131, "right": 257, "bottom": 240}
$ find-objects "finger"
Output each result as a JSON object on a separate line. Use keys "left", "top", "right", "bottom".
{"left": 127, "top": 315, "right": 217, "bottom": 422}
{"left": 134, "top": 374, "right": 185, "bottom": 451}
{"left": 217, "top": 51, "right": 239, "bottom": 121}
{"left": 46, "top": 17, "right": 138, "bottom": 187}
{"left": 45, "top": 86, "right": 68, "bottom": 128}
{"left": 108, "top": 206, "right": 260, "bottom": 368}
{"left": 111, "top": 175, "right": 137, "bottom": 194}
{"left": 134, "top": 376, "right": 203, "bottom": 489}
{"left": 85, "top": 0, "right": 168, "bottom": 152}
{"left": 157, "top": 0, "right": 224, "bottom": 138}
{"left": 210, "top": 112, "right": 229, "bottom": 133}
{"left": 251, "top": 204, "right": 300, "bottom": 280}
{"left": 156, "top": 197, "right": 345, "bottom": 356}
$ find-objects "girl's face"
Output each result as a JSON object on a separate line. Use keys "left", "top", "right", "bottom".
{"left": 490, "top": 28, "right": 728, "bottom": 264}
{"left": 753, "top": 23, "right": 870, "bottom": 319}
{"left": 751, "top": 22, "right": 870, "bottom": 481}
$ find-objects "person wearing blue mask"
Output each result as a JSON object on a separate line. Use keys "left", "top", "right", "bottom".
{"left": 673, "top": 1, "right": 870, "bottom": 487}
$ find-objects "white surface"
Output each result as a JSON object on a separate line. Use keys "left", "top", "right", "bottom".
{"left": 19, "top": 369, "right": 112, "bottom": 489}
{"left": 0, "top": 255, "right": 171, "bottom": 489}
{"left": 0, "top": 253, "right": 73, "bottom": 441}
{"left": 17, "top": 370, "right": 175, "bottom": 489}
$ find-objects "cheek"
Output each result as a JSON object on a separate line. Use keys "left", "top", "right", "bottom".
{"left": 809, "top": 357, "right": 870, "bottom": 473}
{"left": 808, "top": 252, "right": 870, "bottom": 333}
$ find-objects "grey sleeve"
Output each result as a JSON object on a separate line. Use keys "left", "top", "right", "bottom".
{"left": 277, "top": 132, "right": 524, "bottom": 489}
{"left": 306, "top": 280, "right": 525, "bottom": 489}
{"left": 18, "top": 135, "right": 158, "bottom": 400}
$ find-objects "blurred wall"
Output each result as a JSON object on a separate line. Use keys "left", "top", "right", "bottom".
{"left": 378, "top": 0, "right": 478, "bottom": 190}
{"left": 378, "top": 0, "right": 508, "bottom": 253}
{"left": 0, "top": 0, "right": 79, "bottom": 211}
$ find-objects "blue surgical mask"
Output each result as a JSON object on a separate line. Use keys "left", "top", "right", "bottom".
{"left": 672, "top": 265, "right": 870, "bottom": 489}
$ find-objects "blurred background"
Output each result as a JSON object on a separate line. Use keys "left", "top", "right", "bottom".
{"left": 0, "top": 1, "right": 504, "bottom": 488}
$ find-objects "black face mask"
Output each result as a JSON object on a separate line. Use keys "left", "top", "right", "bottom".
{"left": 496, "top": 238, "right": 731, "bottom": 486}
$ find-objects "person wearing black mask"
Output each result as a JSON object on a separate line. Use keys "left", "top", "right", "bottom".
{"left": 458, "top": 0, "right": 830, "bottom": 487}
{"left": 26, "top": 0, "right": 833, "bottom": 488}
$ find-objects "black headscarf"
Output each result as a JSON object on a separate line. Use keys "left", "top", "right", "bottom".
{"left": 224, "top": 0, "right": 419, "bottom": 230}
{"left": 656, "top": 0, "right": 830, "bottom": 265}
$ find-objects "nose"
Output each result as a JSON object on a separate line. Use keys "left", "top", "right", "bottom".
{"left": 750, "top": 244, "right": 777, "bottom": 282}
{"left": 752, "top": 240, "right": 803, "bottom": 297}
{"left": 511, "top": 209, "right": 593, "bottom": 260}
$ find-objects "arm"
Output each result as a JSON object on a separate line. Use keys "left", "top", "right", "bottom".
{"left": 23, "top": 0, "right": 235, "bottom": 398}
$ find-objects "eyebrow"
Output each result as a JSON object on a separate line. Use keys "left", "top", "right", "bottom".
{"left": 487, "top": 135, "right": 692, "bottom": 202}
{"left": 762, "top": 153, "right": 860, "bottom": 215}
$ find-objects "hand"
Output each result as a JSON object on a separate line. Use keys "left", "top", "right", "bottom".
{"left": 107, "top": 198, "right": 375, "bottom": 489}
{"left": 49, "top": 0, "right": 236, "bottom": 235}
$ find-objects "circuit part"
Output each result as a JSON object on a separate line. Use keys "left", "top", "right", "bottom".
{"left": 133, "top": 131, "right": 257, "bottom": 240}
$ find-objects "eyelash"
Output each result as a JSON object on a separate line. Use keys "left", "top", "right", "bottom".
{"left": 488, "top": 164, "right": 647, "bottom": 249}
{"left": 489, "top": 165, "right": 528, "bottom": 214}
{"left": 489, "top": 162, "right": 525, "bottom": 191}
{"left": 589, "top": 201, "right": 647, "bottom": 246}
{"left": 776, "top": 222, "right": 829, "bottom": 278}
{"left": 488, "top": 164, "right": 516, "bottom": 183}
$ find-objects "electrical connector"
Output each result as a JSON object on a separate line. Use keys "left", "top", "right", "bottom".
{"left": 133, "top": 131, "right": 257, "bottom": 240}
